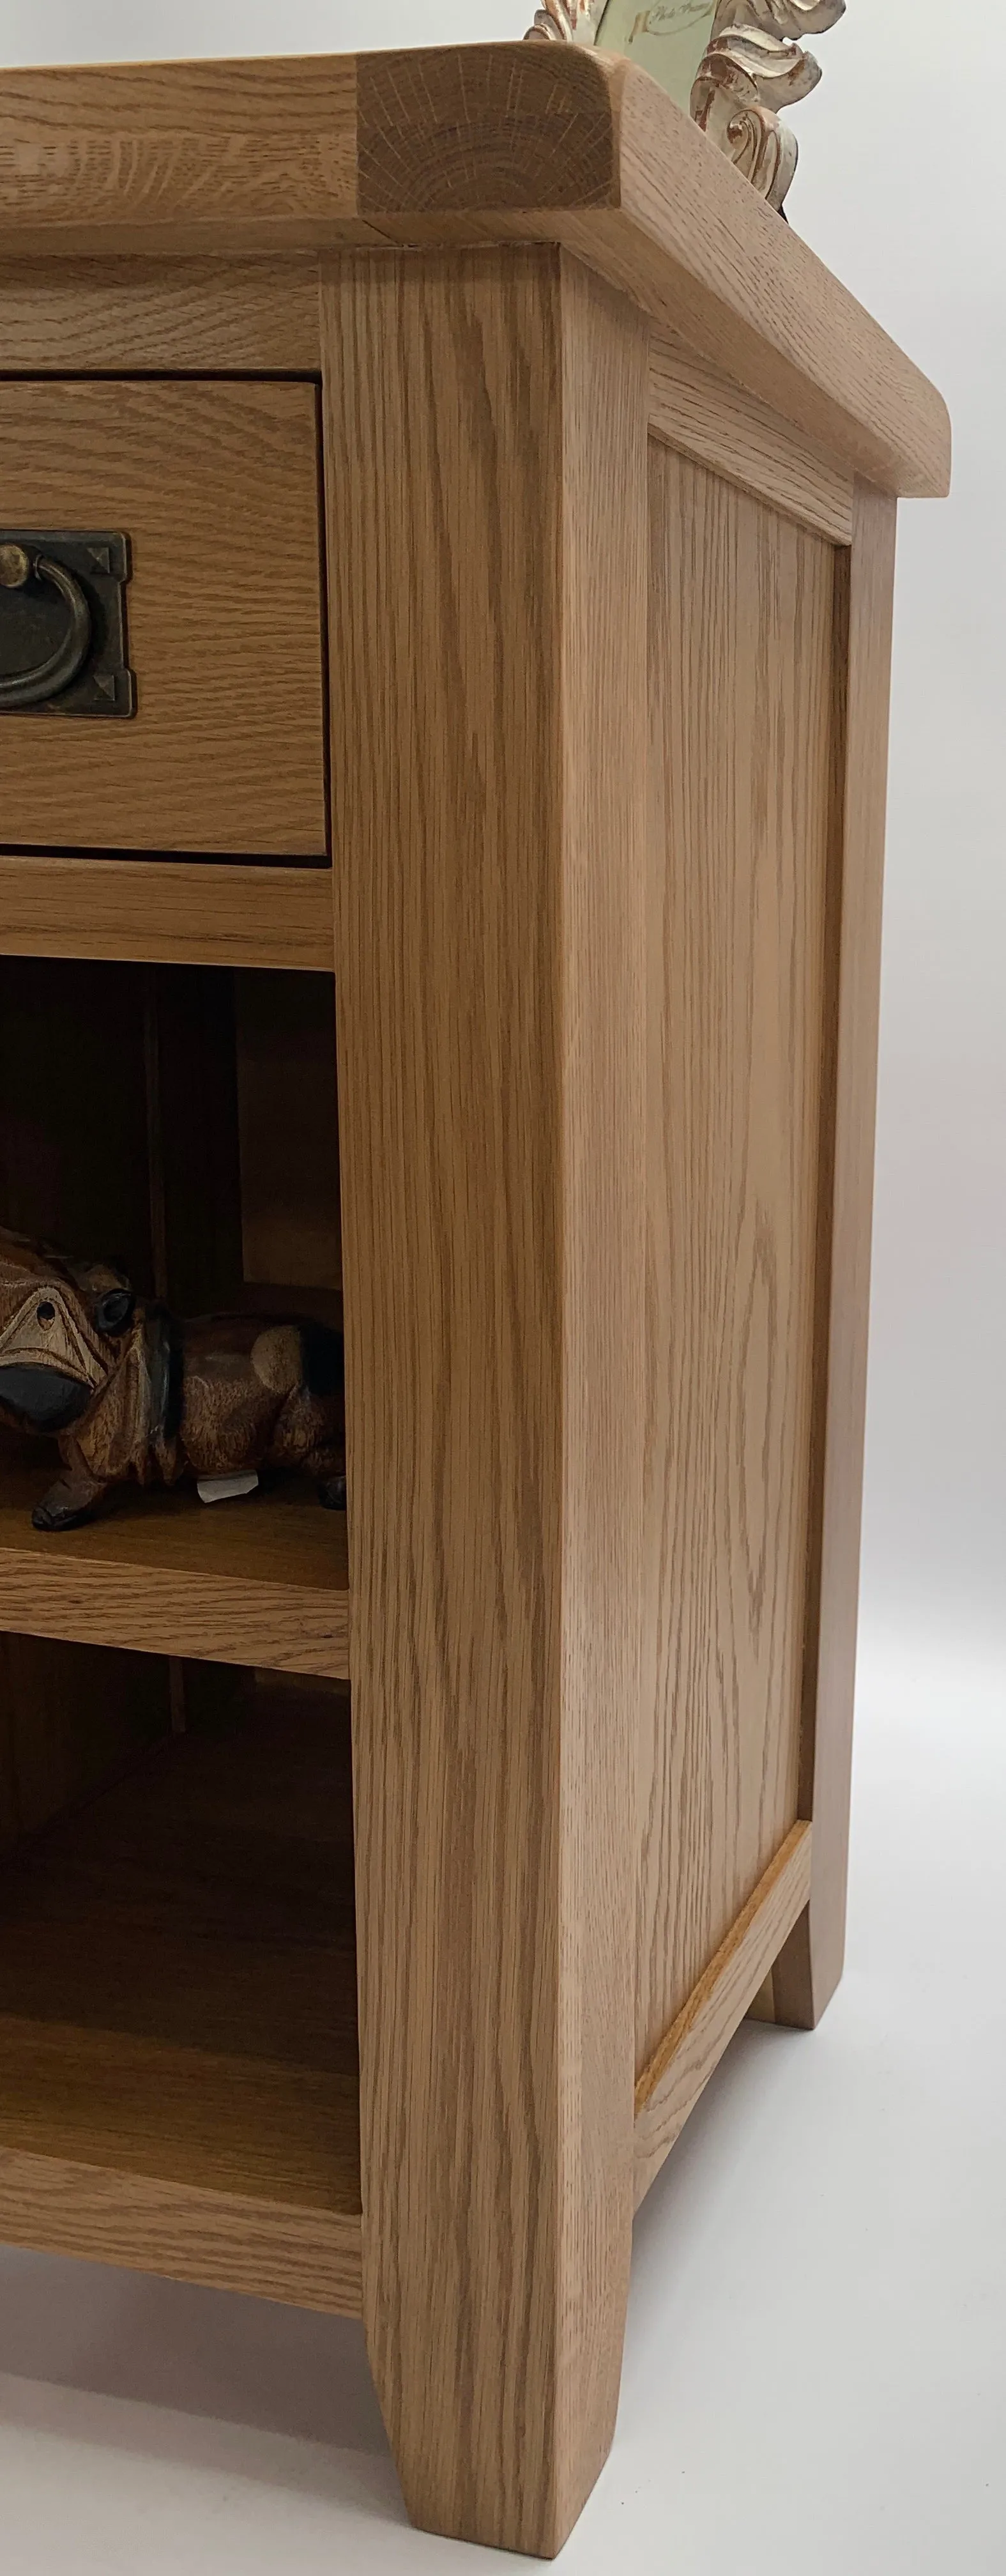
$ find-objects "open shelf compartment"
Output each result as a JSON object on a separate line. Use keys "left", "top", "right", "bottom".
{"left": 0, "top": 953, "right": 347, "bottom": 1669}
{"left": 0, "top": 951, "right": 360, "bottom": 2302}
{"left": 0, "top": 1648, "right": 362, "bottom": 2312}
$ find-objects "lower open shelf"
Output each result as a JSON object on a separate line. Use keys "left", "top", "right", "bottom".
{"left": 0, "top": 1454, "right": 349, "bottom": 1679}
{"left": 0, "top": 1668, "right": 363, "bottom": 2313}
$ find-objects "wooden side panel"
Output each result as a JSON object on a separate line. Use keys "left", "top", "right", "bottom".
{"left": 324, "top": 246, "right": 647, "bottom": 2557}
{"left": 772, "top": 484, "right": 898, "bottom": 2029}
{"left": 639, "top": 443, "right": 840, "bottom": 2073}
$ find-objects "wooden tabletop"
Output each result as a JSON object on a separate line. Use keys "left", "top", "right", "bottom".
{"left": 0, "top": 45, "right": 949, "bottom": 498}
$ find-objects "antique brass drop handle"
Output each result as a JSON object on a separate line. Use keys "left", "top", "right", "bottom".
{"left": 0, "top": 539, "right": 93, "bottom": 710}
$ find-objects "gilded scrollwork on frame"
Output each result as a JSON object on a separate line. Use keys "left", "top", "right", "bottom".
{"left": 524, "top": 0, "right": 845, "bottom": 215}
{"left": 524, "top": 0, "right": 606, "bottom": 45}
{"left": 691, "top": 0, "right": 844, "bottom": 211}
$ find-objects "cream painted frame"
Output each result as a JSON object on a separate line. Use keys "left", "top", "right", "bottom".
{"left": 524, "top": 0, "right": 846, "bottom": 211}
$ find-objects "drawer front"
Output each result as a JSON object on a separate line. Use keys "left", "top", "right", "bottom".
{"left": 0, "top": 381, "right": 327, "bottom": 859}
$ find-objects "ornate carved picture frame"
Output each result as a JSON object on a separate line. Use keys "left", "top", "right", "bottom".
{"left": 524, "top": 0, "right": 846, "bottom": 212}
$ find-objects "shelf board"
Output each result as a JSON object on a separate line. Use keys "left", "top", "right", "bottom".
{"left": 0, "top": 854, "right": 333, "bottom": 972}
{"left": 0, "top": 1454, "right": 349, "bottom": 1678}
{"left": 0, "top": 1677, "right": 363, "bottom": 2313}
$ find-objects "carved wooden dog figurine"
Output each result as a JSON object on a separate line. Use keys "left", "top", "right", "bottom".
{"left": 0, "top": 1230, "right": 346, "bottom": 1531}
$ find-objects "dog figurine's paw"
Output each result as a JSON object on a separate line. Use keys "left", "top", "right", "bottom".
{"left": 32, "top": 1475, "right": 103, "bottom": 1532}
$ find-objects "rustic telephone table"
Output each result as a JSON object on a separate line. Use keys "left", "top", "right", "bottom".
{"left": 0, "top": 44, "right": 949, "bottom": 2559}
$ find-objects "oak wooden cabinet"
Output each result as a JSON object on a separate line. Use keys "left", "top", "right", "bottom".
{"left": 0, "top": 44, "right": 949, "bottom": 2561}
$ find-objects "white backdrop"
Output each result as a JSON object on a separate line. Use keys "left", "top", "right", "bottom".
{"left": 1, "top": 0, "right": 1000, "bottom": 1673}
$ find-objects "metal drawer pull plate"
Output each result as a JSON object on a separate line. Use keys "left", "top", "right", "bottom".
{"left": 0, "top": 542, "right": 92, "bottom": 710}
{"left": 0, "top": 531, "right": 134, "bottom": 718}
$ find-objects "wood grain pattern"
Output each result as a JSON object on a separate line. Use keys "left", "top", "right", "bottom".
{"left": 639, "top": 443, "right": 839, "bottom": 2075}
{"left": 358, "top": 48, "right": 946, "bottom": 496}
{"left": 632, "top": 1822, "right": 812, "bottom": 2209}
{"left": 0, "top": 857, "right": 333, "bottom": 970}
{"left": 356, "top": 43, "right": 615, "bottom": 210}
{"left": 324, "top": 244, "right": 648, "bottom": 2556}
{"left": 0, "top": 49, "right": 949, "bottom": 498}
{"left": 356, "top": 55, "right": 947, "bottom": 496}
{"left": 0, "top": 257, "right": 321, "bottom": 372}
{"left": 772, "top": 484, "right": 898, "bottom": 2030}
{"left": 0, "top": 2145, "right": 362, "bottom": 2313}
{"left": 0, "top": 2018, "right": 356, "bottom": 2208}
{"left": 649, "top": 328, "right": 853, "bottom": 542}
{"left": 0, "top": 380, "right": 326, "bottom": 856}
{"left": 0, "top": 55, "right": 365, "bottom": 257}
{"left": 0, "top": 1456, "right": 348, "bottom": 1676}
{"left": 556, "top": 61, "right": 950, "bottom": 500}
{"left": 0, "top": 1679, "right": 362, "bottom": 2310}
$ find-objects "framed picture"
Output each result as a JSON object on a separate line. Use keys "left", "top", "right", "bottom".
{"left": 583, "top": 1, "right": 718, "bottom": 115}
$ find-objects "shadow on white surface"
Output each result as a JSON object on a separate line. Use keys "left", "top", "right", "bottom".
{"left": 0, "top": 2251, "right": 388, "bottom": 2457}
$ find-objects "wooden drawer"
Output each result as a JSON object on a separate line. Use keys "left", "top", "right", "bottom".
{"left": 0, "top": 381, "right": 327, "bottom": 859}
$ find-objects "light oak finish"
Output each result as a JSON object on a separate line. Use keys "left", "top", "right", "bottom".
{"left": 0, "top": 49, "right": 949, "bottom": 496}
{"left": 0, "top": 54, "right": 367, "bottom": 258}
{"left": 633, "top": 1823, "right": 812, "bottom": 2209}
{"left": 556, "top": 61, "right": 949, "bottom": 499}
{"left": 0, "top": 256, "right": 321, "bottom": 372}
{"left": 0, "top": 379, "right": 326, "bottom": 856}
{"left": 0, "top": 856, "right": 334, "bottom": 971}
{"left": 0, "top": 64, "right": 947, "bottom": 2559}
{"left": 772, "top": 484, "right": 899, "bottom": 2030}
{"left": 0, "top": 2143, "right": 362, "bottom": 2313}
{"left": 326, "top": 244, "right": 647, "bottom": 2557}
{"left": 0, "top": 1680, "right": 363, "bottom": 2310}
{"left": 639, "top": 441, "right": 839, "bottom": 2073}
{"left": 0, "top": 2021, "right": 356, "bottom": 2214}
{"left": 0, "top": 1456, "right": 349, "bottom": 1678}
{"left": 649, "top": 327, "right": 854, "bottom": 541}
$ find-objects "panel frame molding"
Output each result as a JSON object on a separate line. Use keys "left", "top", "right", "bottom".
{"left": 634, "top": 1822, "right": 813, "bottom": 2210}
{"left": 771, "top": 481, "right": 899, "bottom": 2030}
{"left": 649, "top": 325, "right": 854, "bottom": 542}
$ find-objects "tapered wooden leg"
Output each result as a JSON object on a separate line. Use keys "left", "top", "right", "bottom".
{"left": 323, "top": 248, "right": 648, "bottom": 2554}
{"left": 773, "top": 484, "right": 898, "bottom": 2028}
